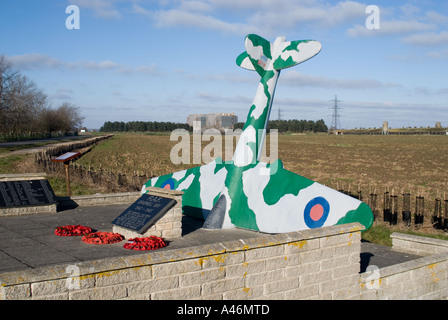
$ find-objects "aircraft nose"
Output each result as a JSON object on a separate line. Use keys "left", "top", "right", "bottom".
{"left": 202, "top": 194, "right": 227, "bottom": 229}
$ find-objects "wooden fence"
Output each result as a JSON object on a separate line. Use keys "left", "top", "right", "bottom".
{"left": 340, "top": 186, "right": 448, "bottom": 231}
{"left": 32, "top": 134, "right": 147, "bottom": 192}
{"left": 33, "top": 136, "right": 448, "bottom": 232}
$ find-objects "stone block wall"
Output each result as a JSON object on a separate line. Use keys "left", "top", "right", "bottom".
{"left": 3, "top": 222, "right": 448, "bottom": 300}
{"left": 0, "top": 223, "right": 363, "bottom": 300}
{"left": 359, "top": 232, "right": 448, "bottom": 300}
{"left": 391, "top": 232, "right": 448, "bottom": 256}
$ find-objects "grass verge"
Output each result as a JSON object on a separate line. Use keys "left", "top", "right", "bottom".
{"left": 362, "top": 222, "right": 448, "bottom": 247}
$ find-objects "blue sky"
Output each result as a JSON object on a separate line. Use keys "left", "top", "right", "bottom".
{"left": 1, "top": 0, "right": 447, "bottom": 130}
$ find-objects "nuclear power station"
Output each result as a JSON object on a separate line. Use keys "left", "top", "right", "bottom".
{"left": 187, "top": 113, "right": 238, "bottom": 132}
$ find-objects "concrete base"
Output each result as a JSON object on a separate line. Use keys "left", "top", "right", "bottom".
{"left": 0, "top": 204, "right": 57, "bottom": 216}
{"left": 0, "top": 173, "right": 57, "bottom": 216}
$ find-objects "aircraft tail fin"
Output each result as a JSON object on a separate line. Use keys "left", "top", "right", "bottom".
{"left": 236, "top": 34, "right": 322, "bottom": 76}
{"left": 272, "top": 39, "right": 322, "bottom": 70}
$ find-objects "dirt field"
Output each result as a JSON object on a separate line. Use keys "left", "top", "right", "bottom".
{"left": 277, "top": 134, "right": 448, "bottom": 200}
{"left": 74, "top": 133, "right": 448, "bottom": 201}
{"left": 3, "top": 132, "right": 448, "bottom": 238}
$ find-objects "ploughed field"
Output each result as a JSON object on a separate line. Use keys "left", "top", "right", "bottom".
{"left": 75, "top": 133, "right": 448, "bottom": 200}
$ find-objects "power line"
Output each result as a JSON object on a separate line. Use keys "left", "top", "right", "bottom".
{"left": 329, "top": 95, "right": 343, "bottom": 131}
{"left": 278, "top": 108, "right": 283, "bottom": 121}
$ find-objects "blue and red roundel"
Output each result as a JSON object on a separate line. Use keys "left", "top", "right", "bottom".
{"left": 160, "top": 178, "right": 175, "bottom": 190}
{"left": 304, "top": 197, "right": 330, "bottom": 229}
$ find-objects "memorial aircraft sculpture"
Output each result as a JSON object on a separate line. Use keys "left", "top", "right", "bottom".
{"left": 142, "top": 34, "right": 373, "bottom": 233}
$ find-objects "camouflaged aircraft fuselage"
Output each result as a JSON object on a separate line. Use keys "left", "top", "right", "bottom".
{"left": 142, "top": 34, "right": 374, "bottom": 233}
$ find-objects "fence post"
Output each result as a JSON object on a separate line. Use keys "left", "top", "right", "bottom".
{"left": 390, "top": 192, "right": 398, "bottom": 225}
{"left": 383, "top": 191, "right": 391, "bottom": 223}
{"left": 402, "top": 193, "right": 411, "bottom": 227}
{"left": 432, "top": 198, "right": 442, "bottom": 229}
{"left": 415, "top": 195, "right": 424, "bottom": 227}
{"left": 368, "top": 191, "right": 378, "bottom": 220}
{"left": 444, "top": 199, "right": 448, "bottom": 231}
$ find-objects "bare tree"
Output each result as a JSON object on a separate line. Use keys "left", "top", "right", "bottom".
{"left": 56, "top": 102, "right": 84, "bottom": 132}
{"left": 38, "top": 102, "right": 84, "bottom": 136}
{"left": 0, "top": 55, "right": 85, "bottom": 140}
{"left": 0, "top": 55, "right": 18, "bottom": 133}
{"left": 0, "top": 55, "right": 48, "bottom": 139}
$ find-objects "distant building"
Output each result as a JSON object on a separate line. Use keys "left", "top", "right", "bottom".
{"left": 382, "top": 121, "right": 389, "bottom": 135}
{"left": 187, "top": 113, "right": 238, "bottom": 132}
{"left": 79, "top": 127, "right": 88, "bottom": 134}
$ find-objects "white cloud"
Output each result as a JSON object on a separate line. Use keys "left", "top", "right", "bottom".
{"left": 347, "top": 20, "right": 435, "bottom": 37}
{"left": 79, "top": 60, "right": 119, "bottom": 70}
{"left": 8, "top": 53, "right": 69, "bottom": 69}
{"left": 52, "top": 88, "right": 75, "bottom": 100}
{"left": 150, "top": 9, "right": 254, "bottom": 35}
{"left": 427, "top": 49, "right": 448, "bottom": 59}
{"left": 196, "top": 91, "right": 252, "bottom": 104}
{"left": 178, "top": 0, "right": 213, "bottom": 13}
{"left": 281, "top": 71, "right": 400, "bottom": 90}
{"left": 133, "top": 0, "right": 369, "bottom": 36}
{"left": 346, "top": 4, "right": 448, "bottom": 52}
{"left": 69, "top": 0, "right": 123, "bottom": 19}
{"left": 402, "top": 31, "right": 448, "bottom": 46}
{"left": 8, "top": 53, "right": 161, "bottom": 75}
{"left": 425, "top": 11, "right": 448, "bottom": 25}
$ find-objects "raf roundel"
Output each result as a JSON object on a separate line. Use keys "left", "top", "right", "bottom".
{"left": 304, "top": 197, "right": 330, "bottom": 229}
{"left": 160, "top": 178, "right": 175, "bottom": 190}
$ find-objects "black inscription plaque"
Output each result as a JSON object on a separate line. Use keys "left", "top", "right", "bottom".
{"left": 112, "top": 193, "right": 175, "bottom": 234}
{"left": 0, "top": 180, "right": 57, "bottom": 208}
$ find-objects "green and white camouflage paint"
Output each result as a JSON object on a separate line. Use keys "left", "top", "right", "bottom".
{"left": 142, "top": 34, "right": 374, "bottom": 233}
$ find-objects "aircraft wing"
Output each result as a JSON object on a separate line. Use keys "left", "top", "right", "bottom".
{"left": 142, "top": 158, "right": 228, "bottom": 220}
{"left": 225, "top": 160, "right": 374, "bottom": 233}
{"left": 143, "top": 157, "right": 373, "bottom": 234}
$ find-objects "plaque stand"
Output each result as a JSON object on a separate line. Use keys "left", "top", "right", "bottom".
{"left": 112, "top": 187, "right": 184, "bottom": 240}
{"left": 51, "top": 152, "right": 81, "bottom": 197}
{"left": 0, "top": 173, "right": 58, "bottom": 216}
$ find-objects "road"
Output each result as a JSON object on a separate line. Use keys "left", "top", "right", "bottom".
{"left": 0, "top": 135, "right": 91, "bottom": 158}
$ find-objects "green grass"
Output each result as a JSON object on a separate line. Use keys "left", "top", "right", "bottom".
{"left": 0, "top": 154, "right": 29, "bottom": 173}
{"left": 3, "top": 133, "right": 448, "bottom": 247}
{"left": 0, "top": 139, "right": 81, "bottom": 154}
{"left": 362, "top": 223, "right": 448, "bottom": 247}
{"left": 47, "top": 176, "right": 100, "bottom": 197}
{"left": 362, "top": 224, "right": 394, "bottom": 246}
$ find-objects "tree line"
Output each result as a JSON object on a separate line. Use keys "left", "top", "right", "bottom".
{"left": 0, "top": 55, "right": 83, "bottom": 141}
{"left": 234, "top": 119, "right": 328, "bottom": 133}
{"left": 100, "top": 121, "right": 191, "bottom": 133}
{"left": 100, "top": 119, "right": 328, "bottom": 134}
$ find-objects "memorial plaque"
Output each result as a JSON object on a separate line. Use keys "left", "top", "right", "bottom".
{"left": 112, "top": 193, "right": 175, "bottom": 234}
{"left": 52, "top": 152, "right": 81, "bottom": 163}
{"left": 0, "top": 180, "right": 57, "bottom": 208}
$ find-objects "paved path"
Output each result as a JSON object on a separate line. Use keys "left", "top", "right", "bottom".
{"left": 0, "top": 204, "right": 421, "bottom": 274}
{"left": 0, "top": 136, "right": 90, "bottom": 158}
{"left": 0, "top": 204, "right": 261, "bottom": 272}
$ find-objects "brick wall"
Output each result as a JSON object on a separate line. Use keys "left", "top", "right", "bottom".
{"left": 0, "top": 223, "right": 363, "bottom": 300}
{"left": 2, "top": 224, "right": 448, "bottom": 300}
{"left": 359, "top": 233, "right": 448, "bottom": 299}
